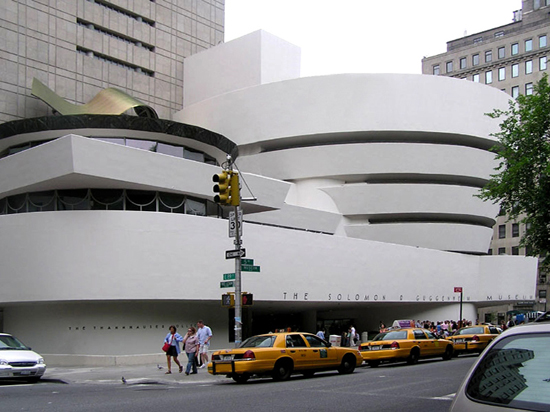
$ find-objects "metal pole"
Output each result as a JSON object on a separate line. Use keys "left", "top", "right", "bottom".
{"left": 459, "top": 291, "right": 463, "bottom": 327}
{"left": 234, "top": 204, "right": 242, "bottom": 347}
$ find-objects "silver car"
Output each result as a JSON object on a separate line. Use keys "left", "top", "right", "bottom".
{"left": 0, "top": 333, "right": 46, "bottom": 383}
{"left": 450, "top": 314, "right": 550, "bottom": 411}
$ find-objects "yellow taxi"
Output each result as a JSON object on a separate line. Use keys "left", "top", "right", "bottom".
{"left": 448, "top": 325, "right": 501, "bottom": 356}
{"left": 208, "top": 332, "right": 363, "bottom": 383}
{"left": 359, "top": 327, "right": 454, "bottom": 367}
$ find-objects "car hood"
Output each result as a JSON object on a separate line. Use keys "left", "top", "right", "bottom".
{"left": 0, "top": 349, "right": 43, "bottom": 363}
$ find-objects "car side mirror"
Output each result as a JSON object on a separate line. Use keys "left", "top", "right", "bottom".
{"left": 326, "top": 342, "right": 332, "bottom": 348}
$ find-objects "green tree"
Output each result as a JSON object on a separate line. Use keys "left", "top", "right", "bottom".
{"left": 480, "top": 74, "right": 550, "bottom": 262}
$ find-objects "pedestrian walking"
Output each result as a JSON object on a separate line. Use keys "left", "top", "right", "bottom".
{"left": 196, "top": 320, "right": 212, "bottom": 368}
{"left": 163, "top": 325, "right": 183, "bottom": 374}
{"left": 182, "top": 326, "right": 199, "bottom": 375}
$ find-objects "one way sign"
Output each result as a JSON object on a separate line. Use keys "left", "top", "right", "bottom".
{"left": 225, "top": 248, "right": 246, "bottom": 259}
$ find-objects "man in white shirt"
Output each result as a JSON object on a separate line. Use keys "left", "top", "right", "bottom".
{"left": 196, "top": 320, "right": 212, "bottom": 368}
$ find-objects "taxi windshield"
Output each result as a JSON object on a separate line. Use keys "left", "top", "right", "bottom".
{"left": 373, "top": 330, "right": 407, "bottom": 341}
{"left": 239, "top": 335, "right": 276, "bottom": 348}
{"left": 457, "top": 327, "right": 484, "bottom": 335}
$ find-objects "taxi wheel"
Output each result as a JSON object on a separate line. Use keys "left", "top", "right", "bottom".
{"left": 407, "top": 349, "right": 420, "bottom": 365}
{"left": 272, "top": 359, "right": 293, "bottom": 381}
{"left": 442, "top": 345, "right": 453, "bottom": 360}
{"left": 338, "top": 355, "right": 356, "bottom": 374}
{"left": 232, "top": 374, "right": 250, "bottom": 384}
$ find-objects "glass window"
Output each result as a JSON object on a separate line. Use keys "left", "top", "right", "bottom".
{"left": 526, "top": 60, "right": 533, "bottom": 74}
{"left": 512, "top": 246, "right": 519, "bottom": 255}
{"left": 525, "top": 39, "right": 533, "bottom": 52}
{"left": 466, "top": 332, "right": 550, "bottom": 409}
{"left": 433, "top": 64, "right": 440, "bottom": 75}
{"left": 28, "top": 191, "right": 55, "bottom": 212}
{"left": 540, "top": 56, "right": 547, "bottom": 70}
{"left": 183, "top": 148, "right": 205, "bottom": 163}
{"left": 126, "top": 139, "right": 157, "bottom": 152}
{"left": 185, "top": 198, "right": 206, "bottom": 216}
{"left": 57, "top": 189, "right": 90, "bottom": 211}
{"left": 485, "top": 50, "right": 492, "bottom": 62}
{"left": 472, "top": 54, "right": 480, "bottom": 66}
{"left": 240, "top": 335, "right": 275, "bottom": 348}
{"left": 485, "top": 71, "right": 493, "bottom": 84}
{"left": 498, "top": 247, "right": 506, "bottom": 255}
{"left": 473, "top": 73, "right": 480, "bottom": 82}
{"left": 286, "top": 334, "right": 306, "bottom": 348}
{"left": 499, "top": 224, "right": 506, "bottom": 239}
{"left": 512, "top": 86, "right": 520, "bottom": 98}
{"left": 540, "top": 290, "right": 547, "bottom": 298}
{"left": 414, "top": 330, "right": 427, "bottom": 340}
{"left": 498, "top": 67, "right": 506, "bottom": 80}
{"left": 304, "top": 335, "right": 328, "bottom": 348}
{"left": 157, "top": 142, "right": 184, "bottom": 158}
{"left": 540, "top": 35, "right": 547, "bottom": 48}
{"left": 511, "top": 43, "right": 519, "bottom": 55}
{"left": 498, "top": 46, "right": 505, "bottom": 59}
{"left": 126, "top": 190, "right": 156, "bottom": 211}
{"left": 512, "top": 63, "right": 519, "bottom": 77}
{"left": 512, "top": 223, "right": 520, "bottom": 237}
{"left": 460, "top": 57, "right": 467, "bottom": 69}
{"left": 487, "top": 249, "right": 493, "bottom": 255}
{"left": 526, "top": 82, "right": 534, "bottom": 95}
{"left": 446, "top": 61, "right": 453, "bottom": 73}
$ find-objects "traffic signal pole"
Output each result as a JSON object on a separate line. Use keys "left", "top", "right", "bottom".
{"left": 234, "top": 204, "right": 242, "bottom": 347}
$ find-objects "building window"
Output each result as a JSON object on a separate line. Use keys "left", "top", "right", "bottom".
{"left": 498, "top": 67, "right": 506, "bottom": 80}
{"left": 473, "top": 37, "right": 483, "bottom": 44}
{"left": 540, "top": 56, "right": 547, "bottom": 70}
{"left": 541, "top": 274, "right": 547, "bottom": 284}
{"left": 499, "top": 224, "right": 506, "bottom": 238}
{"left": 495, "top": 31, "right": 505, "bottom": 38}
{"left": 540, "top": 35, "right": 547, "bottom": 48}
{"left": 511, "top": 43, "right": 519, "bottom": 55}
{"left": 525, "top": 39, "right": 533, "bottom": 52}
{"left": 485, "top": 71, "right": 493, "bottom": 84}
{"left": 446, "top": 61, "right": 453, "bottom": 73}
{"left": 485, "top": 50, "right": 492, "bottom": 62}
{"left": 512, "top": 63, "right": 519, "bottom": 77}
{"left": 488, "top": 249, "right": 493, "bottom": 255}
{"left": 472, "top": 54, "right": 480, "bottom": 66}
{"left": 512, "top": 246, "right": 520, "bottom": 255}
{"left": 473, "top": 73, "right": 480, "bottom": 82}
{"left": 512, "top": 86, "right": 520, "bottom": 98}
{"left": 526, "top": 60, "right": 533, "bottom": 74}
{"left": 526, "top": 82, "right": 534, "bottom": 95}
{"left": 498, "top": 46, "right": 505, "bottom": 59}
{"left": 498, "top": 247, "right": 506, "bottom": 255}
{"left": 540, "top": 290, "right": 547, "bottom": 299}
{"left": 460, "top": 57, "right": 467, "bottom": 69}
{"left": 433, "top": 64, "right": 440, "bottom": 75}
{"left": 512, "top": 223, "right": 520, "bottom": 237}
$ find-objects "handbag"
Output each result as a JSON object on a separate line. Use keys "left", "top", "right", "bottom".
{"left": 162, "top": 334, "right": 174, "bottom": 352}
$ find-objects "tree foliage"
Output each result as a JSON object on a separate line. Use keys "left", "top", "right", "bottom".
{"left": 479, "top": 74, "right": 550, "bottom": 261}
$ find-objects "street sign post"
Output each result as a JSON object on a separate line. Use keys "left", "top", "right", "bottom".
{"left": 223, "top": 273, "right": 236, "bottom": 280}
{"left": 241, "top": 264, "right": 260, "bottom": 272}
{"left": 454, "top": 286, "right": 463, "bottom": 326}
{"left": 220, "top": 281, "right": 234, "bottom": 288}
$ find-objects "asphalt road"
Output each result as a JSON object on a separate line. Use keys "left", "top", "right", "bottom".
{"left": 0, "top": 356, "right": 477, "bottom": 412}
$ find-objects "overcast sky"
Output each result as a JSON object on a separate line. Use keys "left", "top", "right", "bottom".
{"left": 225, "top": 0, "right": 522, "bottom": 76}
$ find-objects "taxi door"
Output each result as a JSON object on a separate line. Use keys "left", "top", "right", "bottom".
{"left": 302, "top": 334, "right": 338, "bottom": 368}
{"left": 423, "top": 329, "right": 444, "bottom": 356}
{"left": 413, "top": 329, "right": 434, "bottom": 356}
{"left": 285, "top": 334, "right": 309, "bottom": 371}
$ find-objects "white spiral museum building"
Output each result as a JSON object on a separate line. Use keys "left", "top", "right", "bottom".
{"left": 0, "top": 31, "right": 537, "bottom": 365}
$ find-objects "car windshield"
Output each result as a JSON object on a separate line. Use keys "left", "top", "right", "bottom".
{"left": 239, "top": 335, "right": 276, "bottom": 348}
{"left": 0, "top": 335, "right": 28, "bottom": 350}
{"left": 457, "top": 327, "right": 485, "bottom": 335}
{"left": 466, "top": 331, "right": 550, "bottom": 410}
{"left": 373, "top": 330, "right": 408, "bottom": 341}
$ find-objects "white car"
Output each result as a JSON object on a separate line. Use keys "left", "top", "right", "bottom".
{"left": 450, "top": 314, "right": 550, "bottom": 411}
{"left": 0, "top": 333, "right": 46, "bottom": 383}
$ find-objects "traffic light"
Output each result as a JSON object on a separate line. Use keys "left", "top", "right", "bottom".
{"left": 213, "top": 171, "right": 231, "bottom": 205}
{"left": 241, "top": 293, "right": 253, "bottom": 306}
{"left": 221, "top": 294, "right": 235, "bottom": 307}
{"left": 229, "top": 172, "right": 240, "bottom": 206}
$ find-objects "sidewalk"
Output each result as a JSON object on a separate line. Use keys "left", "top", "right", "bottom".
{"left": 43, "top": 363, "right": 228, "bottom": 385}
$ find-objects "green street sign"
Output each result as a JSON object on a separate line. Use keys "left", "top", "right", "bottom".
{"left": 241, "top": 264, "right": 260, "bottom": 272}
{"left": 220, "top": 281, "right": 234, "bottom": 288}
{"left": 223, "top": 273, "right": 236, "bottom": 280}
{"left": 241, "top": 259, "right": 254, "bottom": 265}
